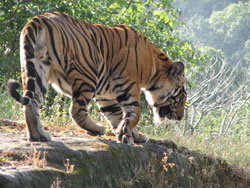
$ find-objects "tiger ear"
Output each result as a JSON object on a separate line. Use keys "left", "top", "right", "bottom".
{"left": 169, "top": 62, "right": 185, "bottom": 84}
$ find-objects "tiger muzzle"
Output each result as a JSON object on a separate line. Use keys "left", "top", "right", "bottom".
{"left": 159, "top": 105, "right": 182, "bottom": 120}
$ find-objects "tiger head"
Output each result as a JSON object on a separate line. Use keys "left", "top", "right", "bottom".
{"left": 144, "top": 61, "right": 186, "bottom": 122}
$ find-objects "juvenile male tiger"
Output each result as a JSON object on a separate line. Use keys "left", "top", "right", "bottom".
{"left": 8, "top": 12, "right": 186, "bottom": 144}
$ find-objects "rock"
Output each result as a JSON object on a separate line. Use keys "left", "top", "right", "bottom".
{"left": 0, "top": 126, "right": 249, "bottom": 188}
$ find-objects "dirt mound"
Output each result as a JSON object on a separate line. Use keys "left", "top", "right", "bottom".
{"left": 0, "top": 124, "right": 249, "bottom": 188}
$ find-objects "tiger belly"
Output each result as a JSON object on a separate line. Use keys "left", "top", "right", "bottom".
{"left": 48, "top": 69, "right": 72, "bottom": 97}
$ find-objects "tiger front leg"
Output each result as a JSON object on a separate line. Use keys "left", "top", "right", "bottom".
{"left": 97, "top": 98, "right": 148, "bottom": 143}
{"left": 116, "top": 118, "right": 149, "bottom": 144}
{"left": 115, "top": 105, "right": 140, "bottom": 145}
{"left": 114, "top": 90, "right": 142, "bottom": 145}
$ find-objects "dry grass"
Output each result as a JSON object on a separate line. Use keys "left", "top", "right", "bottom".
{"left": 145, "top": 124, "right": 250, "bottom": 172}
{"left": 64, "top": 158, "right": 74, "bottom": 174}
{"left": 0, "top": 144, "right": 48, "bottom": 172}
{"left": 23, "top": 146, "right": 48, "bottom": 168}
{"left": 50, "top": 177, "right": 62, "bottom": 188}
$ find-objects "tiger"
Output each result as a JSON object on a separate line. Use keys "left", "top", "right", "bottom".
{"left": 7, "top": 12, "right": 187, "bottom": 145}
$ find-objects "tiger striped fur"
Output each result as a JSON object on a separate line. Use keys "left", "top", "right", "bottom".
{"left": 7, "top": 12, "right": 186, "bottom": 144}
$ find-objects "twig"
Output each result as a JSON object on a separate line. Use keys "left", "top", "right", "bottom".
{"left": 0, "top": 118, "right": 25, "bottom": 128}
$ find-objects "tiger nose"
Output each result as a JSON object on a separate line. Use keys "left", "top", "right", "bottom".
{"left": 177, "top": 115, "right": 183, "bottom": 120}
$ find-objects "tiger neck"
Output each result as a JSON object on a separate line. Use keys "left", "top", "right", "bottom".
{"left": 143, "top": 44, "right": 173, "bottom": 88}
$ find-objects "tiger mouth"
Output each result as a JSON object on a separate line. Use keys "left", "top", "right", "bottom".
{"left": 159, "top": 105, "right": 180, "bottom": 120}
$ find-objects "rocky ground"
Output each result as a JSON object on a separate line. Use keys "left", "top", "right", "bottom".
{"left": 0, "top": 123, "right": 249, "bottom": 188}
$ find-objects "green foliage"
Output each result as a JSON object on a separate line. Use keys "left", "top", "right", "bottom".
{"left": 0, "top": 86, "right": 22, "bottom": 120}
{"left": 174, "top": 0, "right": 250, "bottom": 66}
{"left": 174, "top": 0, "right": 245, "bottom": 19}
{"left": 209, "top": 1, "right": 250, "bottom": 64}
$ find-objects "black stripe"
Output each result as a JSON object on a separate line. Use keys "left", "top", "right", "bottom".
{"left": 71, "top": 62, "right": 97, "bottom": 86}
{"left": 35, "top": 71, "right": 47, "bottom": 96}
{"left": 72, "top": 35, "right": 97, "bottom": 76}
{"left": 99, "top": 36, "right": 104, "bottom": 57}
{"left": 97, "top": 74, "right": 110, "bottom": 93}
{"left": 25, "top": 90, "right": 34, "bottom": 98}
{"left": 114, "top": 25, "right": 128, "bottom": 46}
{"left": 26, "top": 61, "right": 36, "bottom": 77}
{"left": 123, "top": 82, "right": 135, "bottom": 93}
{"left": 76, "top": 99, "right": 86, "bottom": 106}
{"left": 96, "top": 76, "right": 105, "bottom": 92}
{"left": 116, "top": 82, "right": 135, "bottom": 102}
{"left": 32, "top": 18, "right": 41, "bottom": 24}
{"left": 88, "top": 26, "right": 98, "bottom": 48}
{"left": 97, "top": 25, "right": 109, "bottom": 63}
{"left": 67, "top": 64, "right": 95, "bottom": 86}
{"left": 159, "top": 56, "right": 169, "bottom": 61}
{"left": 148, "top": 83, "right": 160, "bottom": 91}
{"left": 112, "top": 56, "right": 125, "bottom": 73}
{"left": 31, "top": 22, "right": 37, "bottom": 35}
{"left": 61, "top": 27, "right": 70, "bottom": 71}
{"left": 113, "top": 28, "right": 122, "bottom": 49}
{"left": 100, "top": 104, "right": 121, "bottom": 113}
{"left": 119, "top": 48, "right": 130, "bottom": 75}
{"left": 43, "top": 54, "right": 51, "bottom": 65}
{"left": 72, "top": 81, "right": 95, "bottom": 98}
{"left": 117, "top": 93, "right": 131, "bottom": 103}
{"left": 113, "top": 76, "right": 123, "bottom": 81}
{"left": 68, "top": 21, "right": 97, "bottom": 67}
{"left": 24, "top": 37, "right": 34, "bottom": 59}
{"left": 124, "top": 27, "right": 128, "bottom": 46}
{"left": 42, "top": 17, "right": 62, "bottom": 66}
{"left": 123, "top": 101, "right": 139, "bottom": 107}
{"left": 50, "top": 12, "right": 59, "bottom": 16}
{"left": 104, "top": 26, "right": 114, "bottom": 63}
{"left": 26, "top": 79, "right": 35, "bottom": 91}
{"left": 70, "top": 16, "right": 78, "bottom": 27}
{"left": 110, "top": 29, "right": 115, "bottom": 56}
{"left": 96, "top": 64, "right": 105, "bottom": 90}
{"left": 135, "top": 39, "right": 138, "bottom": 74}
{"left": 112, "top": 80, "right": 129, "bottom": 92}
{"left": 27, "top": 26, "right": 35, "bottom": 43}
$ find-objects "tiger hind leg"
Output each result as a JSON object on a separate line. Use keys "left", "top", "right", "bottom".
{"left": 8, "top": 80, "right": 51, "bottom": 141}
{"left": 70, "top": 78, "right": 106, "bottom": 135}
{"left": 24, "top": 102, "right": 52, "bottom": 141}
{"left": 8, "top": 42, "right": 52, "bottom": 141}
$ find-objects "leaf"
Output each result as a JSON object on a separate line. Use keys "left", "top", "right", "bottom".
{"left": 153, "top": 10, "right": 161, "bottom": 16}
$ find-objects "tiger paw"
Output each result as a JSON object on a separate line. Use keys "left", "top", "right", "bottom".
{"left": 115, "top": 120, "right": 134, "bottom": 145}
{"left": 86, "top": 126, "right": 106, "bottom": 136}
{"left": 121, "top": 134, "right": 134, "bottom": 145}
{"left": 132, "top": 129, "right": 149, "bottom": 143}
{"left": 29, "top": 131, "right": 52, "bottom": 142}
